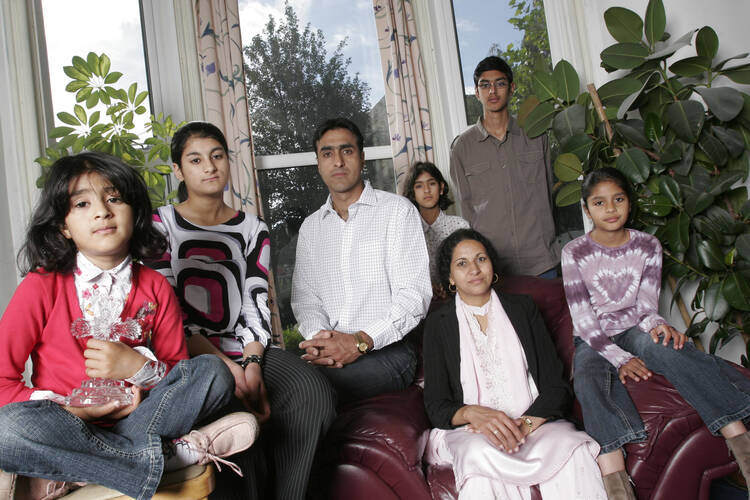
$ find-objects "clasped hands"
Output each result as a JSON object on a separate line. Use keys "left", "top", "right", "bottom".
{"left": 618, "top": 323, "right": 688, "bottom": 384}
{"left": 461, "top": 405, "right": 543, "bottom": 453}
{"left": 299, "top": 330, "right": 370, "bottom": 368}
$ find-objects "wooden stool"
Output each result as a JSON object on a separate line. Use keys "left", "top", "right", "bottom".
{"left": 10, "top": 464, "right": 215, "bottom": 500}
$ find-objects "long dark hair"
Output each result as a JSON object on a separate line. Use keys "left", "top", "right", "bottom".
{"left": 405, "top": 162, "right": 453, "bottom": 211}
{"left": 19, "top": 152, "right": 166, "bottom": 274}
{"left": 171, "top": 121, "right": 229, "bottom": 202}
{"left": 436, "top": 228, "right": 500, "bottom": 294}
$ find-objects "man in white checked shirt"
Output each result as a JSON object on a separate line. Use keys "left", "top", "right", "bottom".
{"left": 292, "top": 117, "right": 432, "bottom": 403}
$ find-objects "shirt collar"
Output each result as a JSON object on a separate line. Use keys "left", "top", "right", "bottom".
{"left": 421, "top": 209, "right": 445, "bottom": 232}
{"left": 474, "top": 115, "right": 520, "bottom": 143}
{"left": 74, "top": 252, "right": 133, "bottom": 283}
{"left": 322, "top": 181, "right": 376, "bottom": 219}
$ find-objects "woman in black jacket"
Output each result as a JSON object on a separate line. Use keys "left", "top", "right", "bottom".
{"left": 422, "top": 229, "right": 604, "bottom": 499}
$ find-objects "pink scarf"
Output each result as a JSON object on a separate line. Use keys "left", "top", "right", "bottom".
{"left": 456, "top": 290, "right": 538, "bottom": 418}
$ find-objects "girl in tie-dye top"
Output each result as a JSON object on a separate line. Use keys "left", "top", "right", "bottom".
{"left": 562, "top": 167, "right": 750, "bottom": 498}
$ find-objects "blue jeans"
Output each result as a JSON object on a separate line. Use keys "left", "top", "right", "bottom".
{"left": 319, "top": 337, "right": 417, "bottom": 405}
{"left": 574, "top": 328, "right": 750, "bottom": 454}
{"left": 0, "top": 355, "right": 233, "bottom": 499}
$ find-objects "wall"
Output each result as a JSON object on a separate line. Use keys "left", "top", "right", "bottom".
{"left": 544, "top": 0, "right": 750, "bottom": 362}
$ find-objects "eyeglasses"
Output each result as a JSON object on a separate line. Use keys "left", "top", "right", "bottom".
{"left": 477, "top": 80, "right": 509, "bottom": 91}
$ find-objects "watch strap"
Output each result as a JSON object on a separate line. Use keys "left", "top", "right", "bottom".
{"left": 239, "top": 354, "right": 263, "bottom": 369}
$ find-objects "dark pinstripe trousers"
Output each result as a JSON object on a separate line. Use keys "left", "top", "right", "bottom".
{"left": 211, "top": 347, "right": 337, "bottom": 500}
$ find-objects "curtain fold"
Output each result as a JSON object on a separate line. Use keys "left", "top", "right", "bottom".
{"left": 194, "top": 0, "right": 261, "bottom": 213}
{"left": 193, "top": 0, "right": 283, "bottom": 345}
{"left": 373, "top": 0, "right": 433, "bottom": 194}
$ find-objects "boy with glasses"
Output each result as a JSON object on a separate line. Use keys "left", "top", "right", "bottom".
{"left": 450, "top": 56, "right": 559, "bottom": 278}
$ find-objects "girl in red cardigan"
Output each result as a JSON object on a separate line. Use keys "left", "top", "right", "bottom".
{"left": 0, "top": 152, "right": 254, "bottom": 500}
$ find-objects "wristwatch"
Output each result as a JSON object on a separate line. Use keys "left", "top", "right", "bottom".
{"left": 239, "top": 354, "right": 263, "bottom": 369}
{"left": 522, "top": 417, "right": 534, "bottom": 431}
{"left": 353, "top": 332, "right": 369, "bottom": 354}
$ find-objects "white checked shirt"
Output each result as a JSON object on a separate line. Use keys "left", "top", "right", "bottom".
{"left": 292, "top": 182, "right": 432, "bottom": 350}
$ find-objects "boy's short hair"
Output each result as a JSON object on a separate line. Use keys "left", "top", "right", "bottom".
{"left": 473, "top": 56, "right": 514, "bottom": 86}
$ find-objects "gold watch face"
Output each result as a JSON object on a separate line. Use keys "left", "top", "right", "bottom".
{"left": 357, "top": 342, "right": 368, "bottom": 353}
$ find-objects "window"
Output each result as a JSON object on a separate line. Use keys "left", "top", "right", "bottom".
{"left": 238, "top": 0, "right": 393, "bottom": 330}
{"left": 41, "top": 0, "right": 152, "bottom": 138}
{"left": 452, "top": 0, "right": 549, "bottom": 123}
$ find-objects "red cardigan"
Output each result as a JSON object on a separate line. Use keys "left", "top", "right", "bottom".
{"left": 0, "top": 263, "right": 188, "bottom": 406}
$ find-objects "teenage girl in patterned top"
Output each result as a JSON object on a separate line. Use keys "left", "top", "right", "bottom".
{"left": 562, "top": 167, "right": 750, "bottom": 499}
{"left": 150, "top": 122, "right": 335, "bottom": 500}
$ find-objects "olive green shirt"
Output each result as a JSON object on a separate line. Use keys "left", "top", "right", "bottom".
{"left": 450, "top": 117, "right": 559, "bottom": 276}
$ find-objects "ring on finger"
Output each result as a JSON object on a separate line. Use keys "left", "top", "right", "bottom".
{"left": 493, "top": 429, "right": 499, "bottom": 435}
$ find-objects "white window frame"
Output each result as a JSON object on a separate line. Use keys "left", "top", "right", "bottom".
{"left": 254, "top": 145, "right": 393, "bottom": 171}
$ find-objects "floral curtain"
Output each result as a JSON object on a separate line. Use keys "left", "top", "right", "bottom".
{"left": 194, "top": 0, "right": 283, "bottom": 344}
{"left": 373, "top": 0, "right": 433, "bottom": 194}
{"left": 194, "top": 0, "right": 261, "bottom": 213}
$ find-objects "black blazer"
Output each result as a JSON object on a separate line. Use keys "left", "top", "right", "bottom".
{"left": 423, "top": 292, "right": 572, "bottom": 429}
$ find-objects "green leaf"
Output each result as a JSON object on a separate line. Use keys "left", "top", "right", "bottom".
{"left": 644, "top": 113, "right": 662, "bottom": 144}
{"left": 614, "top": 120, "right": 651, "bottom": 148}
{"left": 99, "top": 53, "right": 111, "bottom": 77}
{"left": 723, "top": 63, "right": 750, "bottom": 84}
{"left": 728, "top": 150, "right": 750, "bottom": 181}
{"left": 696, "top": 26, "right": 719, "bottom": 59}
{"left": 638, "top": 194, "right": 672, "bottom": 216}
{"left": 518, "top": 96, "right": 540, "bottom": 127}
{"left": 693, "top": 216, "right": 722, "bottom": 242}
{"left": 616, "top": 148, "right": 650, "bottom": 183}
{"left": 645, "top": 0, "right": 666, "bottom": 45}
{"left": 646, "top": 29, "right": 696, "bottom": 60}
{"left": 555, "top": 181, "right": 582, "bottom": 207}
{"left": 669, "top": 56, "right": 712, "bottom": 77}
{"left": 560, "top": 134, "right": 594, "bottom": 161}
{"left": 65, "top": 80, "right": 88, "bottom": 92}
{"left": 603, "top": 7, "right": 644, "bottom": 43}
{"left": 601, "top": 43, "right": 649, "bottom": 69}
{"left": 86, "top": 52, "right": 100, "bottom": 75}
{"left": 722, "top": 273, "right": 750, "bottom": 311}
{"left": 684, "top": 192, "right": 714, "bottom": 217}
{"left": 57, "top": 111, "right": 79, "bottom": 126}
{"left": 705, "top": 206, "right": 740, "bottom": 234}
{"left": 709, "top": 170, "right": 743, "bottom": 196}
{"left": 715, "top": 53, "right": 750, "bottom": 72}
{"left": 697, "top": 240, "right": 726, "bottom": 270}
{"left": 703, "top": 283, "right": 730, "bottom": 320}
{"left": 85, "top": 91, "right": 99, "bottom": 109}
{"left": 88, "top": 111, "right": 100, "bottom": 127}
{"left": 616, "top": 72, "right": 659, "bottom": 120}
{"left": 695, "top": 87, "right": 744, "bottom": 122}
{"left": 134, "top": 90, "right": 148, "bottom": 107}
{"left": 73, "top": 104, "right": 86, "bottom": 124}
{"left": 698, "top": 131, "right": 729, "bottom": 167}
{"left": 552, "top": 60, "right": 579, "bottom": 102}
{"left": 597, "top": 78, "right": 643, "bottom": 106}
{"left": 48, "top": 126, "right": 75, "bottom": 139}
{"left": 63, "top": 65, "right": 89, "bottom": 81}
{"left": 553, "top": 104, "right": 585, "bottom": 142}
{"left": 672, "top": 144, "right": 695, "bottom": 176}
{"left": 71, "top": 55, "right": 91, "bottom": 75}
{"left": 523, "top": 102, "right": 556, "bottom": 138}
{"left": 664, "top": 212, "right": 690, "bottom": 253}
{"left": 76, "top": 86, "right": 92, "bottom": 103}
{"left": 658, "top": 175, "right": 682, "bottom": 206}
{"left": 554, "top": 153, "right": 583, "bottom": 182}
{"left": 736, "top": 233, "right": 750, "bottom": 260}
{"left": 666, "top": 100, "right": 705, "bottom": 143}
{"left": 713, "top": 126, "right": 745, "bottom": 158}
{"left": 531, "top": 72, "right": 556, "bottom": 102}
{"left": 103, "top": 71, "right": 123, "bottom": 84}
{"left": 128, "top": 82, "right": 137, "bottom": 102}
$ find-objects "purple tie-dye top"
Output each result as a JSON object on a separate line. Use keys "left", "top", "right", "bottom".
{"left": 561, "top": 229, "right": 666, "bottom": 368}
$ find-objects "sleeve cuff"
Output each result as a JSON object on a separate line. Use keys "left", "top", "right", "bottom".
{"left": 363, "top": 319, "right": 397, "bottom": 350}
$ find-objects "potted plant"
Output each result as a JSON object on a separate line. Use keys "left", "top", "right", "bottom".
{"left": 35, "top": 52, "right": 184, "bottom": 206}
{"left": 520, "top": 0, "right": 750, "bottom": 364}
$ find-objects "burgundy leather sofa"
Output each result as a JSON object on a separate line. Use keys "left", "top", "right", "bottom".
{"left": 319, "top": 276, "right": 746, "bottom": 500}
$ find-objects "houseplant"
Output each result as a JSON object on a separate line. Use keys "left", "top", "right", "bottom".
{"left": 35, "top": 52, "right": 184, "bottom": 206}
{"left": 520, "top": 0, "right": 750, "bottom": 364}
